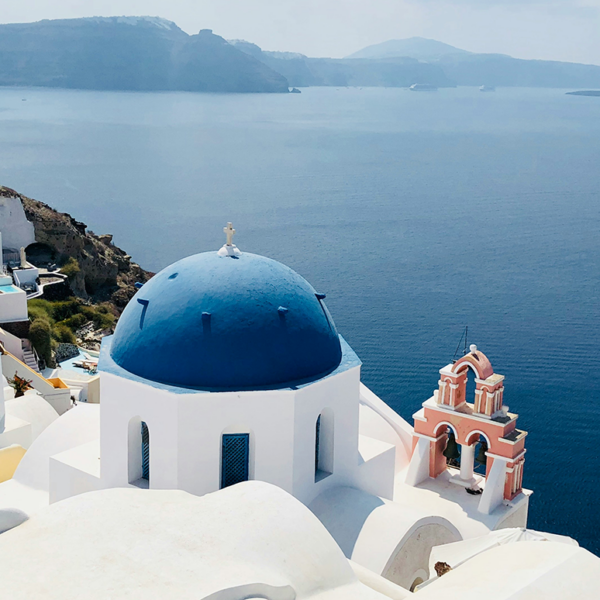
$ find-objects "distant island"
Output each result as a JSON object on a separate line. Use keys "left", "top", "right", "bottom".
{"left": 346, "top": 37, "right": 472, "bottom": 61}
{"left": 1, "top": 19, "right": 600, "bottom": 93}
{"left": 0, "top": 17, "right": 289, "bottom": 93}
{"left": 230, "top": 35, "right": 600, "bottom": 91}
{"left": 566, "top": 90, "right": 600, "bottom": 96}
{"left": 229, "top": 39, "right": 454, "bottom": 89}
{"left": 344, "top": 37, "right": 600, "bottom": 89}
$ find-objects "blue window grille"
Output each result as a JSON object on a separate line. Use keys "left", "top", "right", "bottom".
{"left": 141, "top": 421, "right": 150, "bottom": 481}
{"left": 221, "top": 433, "right": 249, "bottom": 489}
{"left": 315, "top": 415, "right": 321, "bottom": 474}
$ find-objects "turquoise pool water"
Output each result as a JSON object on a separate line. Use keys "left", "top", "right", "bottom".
{"left": 0, "top": 284, "right": 22, "bottom": 294}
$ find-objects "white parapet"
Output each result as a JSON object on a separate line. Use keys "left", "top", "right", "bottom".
{"left": 405, "top": 436, "right": 431, "bottom": 487}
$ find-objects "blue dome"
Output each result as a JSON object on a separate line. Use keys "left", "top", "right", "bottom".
{"left": 110, "top": 251, "right": 342, "bottom": 390}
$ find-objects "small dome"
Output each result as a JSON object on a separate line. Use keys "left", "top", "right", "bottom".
{"left": 110, "top": 252, "right": 342, "bottom": 390}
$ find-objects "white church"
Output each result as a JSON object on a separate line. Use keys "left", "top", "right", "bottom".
{"left": 0, "top": 223, "right": 599, "bottom": 599}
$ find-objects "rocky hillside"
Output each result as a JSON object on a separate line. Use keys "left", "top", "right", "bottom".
{"left": 0, "top": 17, "right": 289, "bottom": 93}
{"left": 1, "top": 186, "right": 151, "bottom": 310}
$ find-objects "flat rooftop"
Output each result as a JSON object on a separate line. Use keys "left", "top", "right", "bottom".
{"left": 394, "top": 466, "right": 531, "bottom": 539}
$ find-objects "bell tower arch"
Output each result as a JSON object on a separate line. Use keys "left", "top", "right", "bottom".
{"left": 405, "top": 345, "right": 527, "bottom": 515}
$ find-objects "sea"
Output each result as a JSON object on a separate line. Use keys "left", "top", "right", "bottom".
{"left": 0, "top": 85, "right": 599, "bottom": 553}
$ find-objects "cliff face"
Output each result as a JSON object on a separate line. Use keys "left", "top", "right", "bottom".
{"left": 0, "top": 17, "right": 289, "bottom": 93}
{"left": 1, "top": 186, "right": 151, "bottom": 310}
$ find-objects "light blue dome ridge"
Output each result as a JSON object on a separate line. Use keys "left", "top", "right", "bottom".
{"left": 109, "top": 251, "right": 343, "bottom": 390}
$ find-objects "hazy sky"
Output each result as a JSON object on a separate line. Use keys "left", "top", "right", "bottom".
{"left": 2, "top": 0, "right": 599, "bottom": 64}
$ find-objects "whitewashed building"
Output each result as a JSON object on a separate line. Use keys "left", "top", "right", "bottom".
{"left": 1, "top": 225, "right": 599, "bottom": 598}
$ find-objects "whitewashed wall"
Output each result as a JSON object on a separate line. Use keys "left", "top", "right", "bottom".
{"left": 97, "top": 364, "right": 399, "bottom": 504}
{"left": 0, "top": 196, "right": 35, "bottom": 250}
{"left": 0, "top": 287, "right": 28, "bottom": 323}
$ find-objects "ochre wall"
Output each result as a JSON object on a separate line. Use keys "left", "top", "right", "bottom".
{"left": 0, "top": 444, "right": 26, "bottom": 482}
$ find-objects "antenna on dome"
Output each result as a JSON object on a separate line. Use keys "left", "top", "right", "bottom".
{"left": 218, "top": 221, "right": 242, "bottom": 257}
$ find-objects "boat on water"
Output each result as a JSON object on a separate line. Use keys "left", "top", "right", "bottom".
{"left": 409, "top": 83, "right": 438, "bottom": 92}
{"left": 480, "top": 85, "right": 496, "bottom": 92}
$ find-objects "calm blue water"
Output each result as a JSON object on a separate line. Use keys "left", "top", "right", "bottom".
{"left": 1, "top": 86, "right": 599, "bottom": 552}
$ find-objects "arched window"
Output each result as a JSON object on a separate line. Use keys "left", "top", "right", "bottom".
{"left": 128, "top": 416, "right": 149, "bottom": 488}
{"left": 221, "top": 433, "right": 250, "bottom": 489}
{"left": 141, "top": 421, "right": 150, "bottom": 481}
{"left": 465, "top": 430, "right": 491, "bottom": 476}
{"left": 441, "top": 424, "right": 461, "bottom": 469}
{"left": 315, "top": 409, "right": 334, "bottom": 482}
{"left": 315, "top": 415, "right": 321, "bottom": 474}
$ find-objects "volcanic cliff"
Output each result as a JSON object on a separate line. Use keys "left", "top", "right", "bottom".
{"left": 1, "top": 186, "right": 151, "bottom": 310}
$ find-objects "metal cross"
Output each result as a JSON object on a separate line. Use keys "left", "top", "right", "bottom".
{"left": 224, "top": 222, "right": 236, "bottom": 246}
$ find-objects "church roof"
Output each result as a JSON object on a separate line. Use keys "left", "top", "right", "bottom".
{"left": 109, "top": 250, "right": 343, "bottom": 391}
{"left": 0, "top": 484, "right": 387, "bottom": 600}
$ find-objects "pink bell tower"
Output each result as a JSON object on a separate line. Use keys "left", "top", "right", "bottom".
{"left": 405, "top": 345, "right": 527, "bottom": 514}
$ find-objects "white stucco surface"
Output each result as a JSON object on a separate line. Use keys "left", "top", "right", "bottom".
{"left": 428, "top": 526, "right": 578, "bottom": 573}
{"left": 1, "top": 352, "right": 72, "bottom": 415}
{"left": 0, "top": 404, "right": 99, "bottom": 514}
{"left": 395, "top": 467, "right": 530, "bottom": 539}
{"left": 13, "top": 403, "right": 99, "bottom": 490}
{"left": 0, "top": 327, "right": 23, "bottom": 359}
{"left": 310, "top": 486, "right": 461, "bottom": 589}
{"left": 359, "top": 384, "right": 413, "bottom": 472}
{"left": 417, "top": 541, "right": 600, "bottom": 599}
{"left": 0, "top": 415, "right": 31, "bottom": 450}
{"left": 0, "top": 390, "right": 58, "bottom": 451}
{"left": 5, "top": 392, "right": 58, "bottom": 443}
{"left": 0, "top": 195, "right": 35, "bottom": 250}
{"left": 0, "top": 286, "right": 28, "bottom": 323}
{"left": 0, "top": 482, "right": 389, "bottom": 600}
{"left": 94, "top": 365, "right": 396, "bottom": 505}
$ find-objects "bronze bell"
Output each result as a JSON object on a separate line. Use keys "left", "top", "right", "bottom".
{"left": 476, "top": 441, "right": 488, "bottom": 465}
{"left": 443, "top": 431, "right": 460, "bottom": 460}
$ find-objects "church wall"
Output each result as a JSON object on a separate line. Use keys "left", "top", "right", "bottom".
{"left": 177, "top": 389, "right": 295, "bottom": 496}
{"left": 353, "top": 437, "right": 396, "bottom": 500}
{"left": 292, "top": 366, "right": 362, "bottom": 505}
{"left": 358, "top": 402, "right": 411, "bottom": 474}
{"left": 99, "top": 372, "right": 179, "bottom": 490}
{"left": 49, "top": 442, "right": 103, "bottom": 504}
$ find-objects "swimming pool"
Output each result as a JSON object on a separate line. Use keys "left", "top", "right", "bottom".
{"left": 0, "top": 284, "right": 22, "bottom": 294}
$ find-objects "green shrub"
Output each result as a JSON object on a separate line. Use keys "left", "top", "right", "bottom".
{"left": 80, "top": 305, "right": 115, "bottom": 330}
{"left": 53, "top": 324, "right": 77, "bottom": 345}
{"left": 28, "top": 299, "right": 55, "bottom": 324}
{"left": 59, "top": 313, "right": 87, "bottom": 331}
{"left": 93, "top": 311, "right": 115, "bottom": 330}
{"left": 29, "top": 317, "right": 54, "bottom": 367}
{"left": 28, "top": 305, "right": 53, "bottom": 324}
{"left": 60, "top": 257, "right": 81, "bottom": 280}
{"left": 28, "top": 296, "right": 116, "bottom": 357}
{"left": 49, "top": 299, "right": 80, "bottom": 321}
